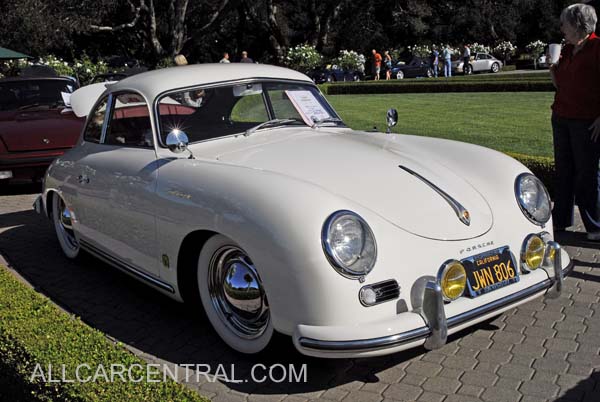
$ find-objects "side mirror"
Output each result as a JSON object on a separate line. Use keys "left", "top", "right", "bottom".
{"left": 166, "top": 129, "right": 189, "bottom": 154}
{"left": 386, "top": 108, "right": 398, "bottom": 134}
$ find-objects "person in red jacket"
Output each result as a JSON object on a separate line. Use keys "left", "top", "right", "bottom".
{"left": 550, "top": 3, "right": 600, "bottom": 239}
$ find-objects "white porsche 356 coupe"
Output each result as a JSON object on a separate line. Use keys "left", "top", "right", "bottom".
{"left": 35, "top": 64, "right": 572, "bottom": 358}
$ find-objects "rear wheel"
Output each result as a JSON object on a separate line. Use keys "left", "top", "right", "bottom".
{"left": 426, "top": 68, "right": 433, "bottom": 78}
{"left": 52, "top": 193, "right": 81, "bottom": 259}
{"left": 491, "top": 62, "right": 500, "bottom": 73}
{"left": 464, "top": 64, "right": 473, "bottom": 75}
{"left": 353, "top": 73, "right": 360, "bottom": 82}
{"left": 396, "top": 70, "right": 404, "bottom": 80}
{"left": 197, "top": 235, "right": 273, "bottom": 354}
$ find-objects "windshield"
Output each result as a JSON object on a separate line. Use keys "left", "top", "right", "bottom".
{"left": 0, "top": 79, "right": 75, "bottom": 112}
{"left": 156, "top": 81, "right": 343, "bottom": 144}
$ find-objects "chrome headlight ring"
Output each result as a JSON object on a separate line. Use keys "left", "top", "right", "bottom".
{"left": 515, "top": 173, "right": 551, "bottom": 226}
{"left": 322, "top": 210, "right": 377, "bottom": 279}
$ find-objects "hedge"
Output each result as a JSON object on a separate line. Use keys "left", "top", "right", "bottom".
{"left": 325, "top": 80, "right": 554, "bottom": 95}
{"left": 507, "top": 152, "right": 555, "bottom": 196}
{"left": 0, "top": 265, "right": 207, "bottom": 402}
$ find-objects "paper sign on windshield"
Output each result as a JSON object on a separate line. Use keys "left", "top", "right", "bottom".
{"left": 285, "top": 90, "right": 330, "bottom": 126}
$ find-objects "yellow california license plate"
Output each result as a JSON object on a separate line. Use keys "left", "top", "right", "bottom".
{"left": 462, "top": 246, "right": 519, "bottom": 297}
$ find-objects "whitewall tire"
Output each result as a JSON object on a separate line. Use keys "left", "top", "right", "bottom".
{"left": 52, "top": 193, "right": 81, "bottom": 259}
{"left": 197, "top": 235, "right": 273, "bottom": 354}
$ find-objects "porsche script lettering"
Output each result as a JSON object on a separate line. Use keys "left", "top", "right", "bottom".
{"left": 460, "top": 241, "right": 494, "bottom": 254}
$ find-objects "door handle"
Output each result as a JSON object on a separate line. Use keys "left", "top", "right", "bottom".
{"left": 77, "top": 175, "right": 90, "bottom": 184}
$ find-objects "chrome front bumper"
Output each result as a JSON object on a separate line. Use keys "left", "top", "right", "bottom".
{"left": 297, "top": 243, "right": 573, "bottom": 355}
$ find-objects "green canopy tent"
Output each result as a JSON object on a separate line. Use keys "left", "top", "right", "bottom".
{"left": 0, "top": 47, "right": 31, "bottom": 60}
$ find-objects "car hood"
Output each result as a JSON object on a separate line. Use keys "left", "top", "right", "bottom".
{"left": 207, "top": 129, "right": 493, "bottom": 240}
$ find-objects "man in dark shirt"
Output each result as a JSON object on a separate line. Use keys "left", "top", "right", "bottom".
{"left": 240, "top": 51, "right": 254, "bottom": 63}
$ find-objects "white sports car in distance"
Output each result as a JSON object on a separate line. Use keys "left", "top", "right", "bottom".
{"left": 35, "top": 64, "right": 571, "bottom": 358}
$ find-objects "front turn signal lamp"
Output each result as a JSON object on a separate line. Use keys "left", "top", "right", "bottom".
{"left": 521, "top": 234, "right": 545, "bottom": 272}
{"left": 437, "top": 260, "right": 467, "bottom": 302}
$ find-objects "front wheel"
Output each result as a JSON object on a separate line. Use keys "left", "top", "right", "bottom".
{"left": 464, "top": 64, "right": 473, "bottom": 75}
{"left": 426, "top": 68, "right": 433, "bottom": 78}
{"left": 197, "top": 235, "right": 273, "bottom": 354}
{"left": 491, "top": 62, "right": 500, "bottom": 73}
{"left": 396, "top": 70, "right": 404, "bottom": 80}
{"left": 353, "top": 73, "right": 360, "bottom": 82}
{"left": 52, "top": 193, "right": 81, "bottom": 259}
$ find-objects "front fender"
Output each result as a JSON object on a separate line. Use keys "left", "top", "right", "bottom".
{"left": 155, "top": 158, "right": 374, "bottom": 333}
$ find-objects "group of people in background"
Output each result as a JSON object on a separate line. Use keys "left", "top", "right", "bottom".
{"left": 370, "top": 43, "right": 472, "bottom": 80}
{"left": 174, "top": 51, "right": 254, "bottom": 66}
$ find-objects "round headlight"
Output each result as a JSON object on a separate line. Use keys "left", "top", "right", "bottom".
{"left": 322, "top": 211, "right": 377, "bottom": 278}
{"left": 521, "top": 234, "right": 545, "bottom": 271}
{"left": 515, "top": 173, "right": 551, "bottom": 225}
{"left": 438, "top": 260, "right": 467, "bottom": 301}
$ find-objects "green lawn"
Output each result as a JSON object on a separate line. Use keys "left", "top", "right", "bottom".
{"left": 327, "top": 92, "right": 555, "bottom": 157}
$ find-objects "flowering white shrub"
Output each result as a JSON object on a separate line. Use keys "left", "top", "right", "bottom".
{"left": 284, "top": 44, "right": 322, "bottom": 72}
{"left": 408, "top": 44, "right": 431, "bottom": 58}
{"left": 470, "top": 43, "right": 491, "bottom": 54}
{"left": 1, "top": 55, "right": 110, "bottom": 84}
{"left": 526, "top": 40, "right": 546, "bottom": 56}
{"left": 334, "top": 50, "right": 366, "bottom": 72}
{"left": 72, "top": 55, "right": 108, "bottom": 84}
{"left": 38, "top": 55, "right": 75, "bottom": 76}
{"left": 492, "top": 41, "right": 516, "bottom": 61}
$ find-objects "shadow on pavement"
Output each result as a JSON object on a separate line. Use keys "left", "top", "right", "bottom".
{"left": 0, "top": 206, "right": 598, "bottom": 398}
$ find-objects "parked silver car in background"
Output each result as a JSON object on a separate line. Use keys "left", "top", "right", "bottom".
{"left": 454, "top": 53, "right": 503, "bottom": 74}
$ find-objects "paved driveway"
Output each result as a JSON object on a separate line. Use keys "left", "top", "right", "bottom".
{"left": 0, "top": 183, "right": 598, "bottom": 402}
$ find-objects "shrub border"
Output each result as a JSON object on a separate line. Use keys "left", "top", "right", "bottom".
{"left": 507, "top": 152, "right": 555, "bottom": 196}
{"left": 0, "top": 264, "right": 207, "bottom": 402}
{"left": 324, "top": 80, "right": 554, "bottom": 95}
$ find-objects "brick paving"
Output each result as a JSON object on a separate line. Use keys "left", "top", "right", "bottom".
{"left": 0, "top": 182, "right": 599, "bottom": 402}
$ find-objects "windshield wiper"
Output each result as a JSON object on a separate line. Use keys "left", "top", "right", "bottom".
{"left": 244, "top": 118, "right": 299, "bottom": 137}
{"left": 311, "top": 117, "right": 344, "bottom": 128}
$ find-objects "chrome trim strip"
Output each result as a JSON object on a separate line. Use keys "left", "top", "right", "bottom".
{"left": 299, "top": 326, "right": 431, "bottom": 351}
{"left": 80, "top": 239, "right": 175, "bottom": 293}
{"left": 445, "top": 279, "right": 550, "bottom": 328}
{"left": 298, "top": 259, "right": 573, "bottom": 352}
{"left": 398, "top": 165, "right": 471, "bottom": 226}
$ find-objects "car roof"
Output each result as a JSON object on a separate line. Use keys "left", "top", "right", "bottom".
{"left": 107, "top": 63, "right": 313, "bottom": 100}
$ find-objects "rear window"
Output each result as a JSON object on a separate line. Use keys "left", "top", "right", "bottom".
{"left": 0, "top": 79, "right": 75, "bottom": 112}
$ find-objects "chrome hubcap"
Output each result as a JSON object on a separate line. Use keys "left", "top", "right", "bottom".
{"left": 208, "top": 246, "right": 269, "bottom": 339}
{"left": 57, "top": 197, "right": 78, "bottom": 250}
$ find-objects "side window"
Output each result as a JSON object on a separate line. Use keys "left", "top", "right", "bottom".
{"left": 105, "top": 93, "right": 153, "bottom": 147}
{"left": 83, "top": 97, "right": 108, "bottom": 144}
